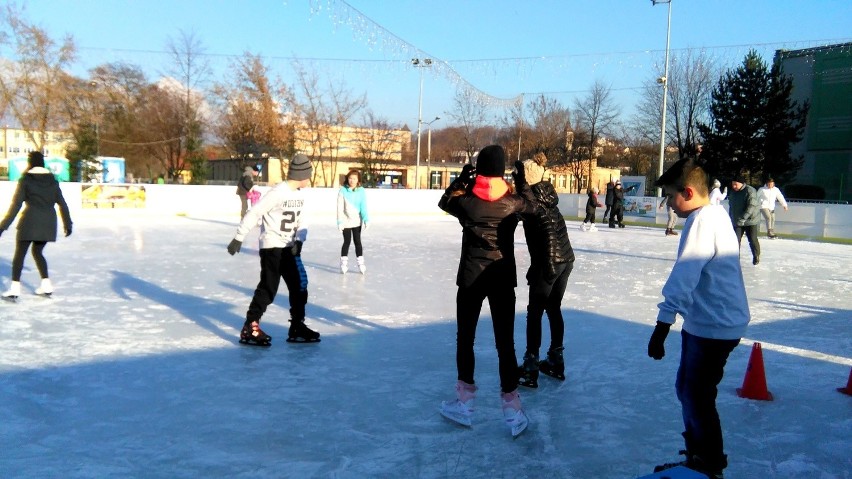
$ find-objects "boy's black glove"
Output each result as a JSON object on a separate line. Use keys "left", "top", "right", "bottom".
{"left": 227, "top": 239, "right": 242, "bottom": 256}
{"left": 647, "top": 321, "right": 671, "bottom": 360}
{"left": 291, "top": 240, "right": 303, "bottom": 256}
{"left": 512, "top": 160, "right": 526, "bottom": 186}
{"left": 65, "top": 225, "right": 72, "bottom": 237}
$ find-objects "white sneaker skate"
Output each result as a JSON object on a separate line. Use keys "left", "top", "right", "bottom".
{"left": 501, "top": 390, "right": 529, "bottom": 437}
{"left": 440, "top": 380, "right": 476, "bottom": 427}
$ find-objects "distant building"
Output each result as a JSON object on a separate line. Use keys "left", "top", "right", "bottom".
{"left": 775, "top": 42, "right": 852, "bottom": 201}
{"left": 1, "top": 126, "right": 73, "bottom": 175}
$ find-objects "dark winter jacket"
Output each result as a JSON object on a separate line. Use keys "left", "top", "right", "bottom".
{"left": 728, "top": 184, "right": 761, "bottom": 227}
{"left": 585, "top": 191, "right": 603, "bottom": 215}
{"left": 235, "top": 168, "right": 254, "bottom": 196}
{"left": 0, "top": 167, "right": 72, "bottom": 241}
{"left": 612, "top": 184, "right": 636, "bottom": 209}
{"left": 604, "top": 182, "right": 615, "bottom": 206}
{"left": 439, "top": 175, "right": 535, "bottom": 288}
{"left": 521, "top": 181, "right": 576, "bottom": 281}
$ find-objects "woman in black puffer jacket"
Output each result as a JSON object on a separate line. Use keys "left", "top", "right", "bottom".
{"left": 516, "top": 158, "right": 575, "bottom": 387}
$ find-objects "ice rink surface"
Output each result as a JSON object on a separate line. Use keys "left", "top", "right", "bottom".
{"left": 1, "top": 212, "right": 850, "bottom": 478}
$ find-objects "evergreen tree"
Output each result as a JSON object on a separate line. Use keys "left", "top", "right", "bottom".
{"left": 698, "top": 50, "right": 808, "bottom": 184}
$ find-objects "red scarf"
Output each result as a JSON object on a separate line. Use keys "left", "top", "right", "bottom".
{"left": 472, "top": 175, "right": 509, "bottom": 201}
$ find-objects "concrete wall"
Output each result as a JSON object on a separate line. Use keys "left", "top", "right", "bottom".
{"left": 1, "top": 182, "right": 849, "bottom": 239}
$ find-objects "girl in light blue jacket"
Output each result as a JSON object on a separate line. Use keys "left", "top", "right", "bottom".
{"left": 336, "top": 170, "right": 369, "bottom": 274}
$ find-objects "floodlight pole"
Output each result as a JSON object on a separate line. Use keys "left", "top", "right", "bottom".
{"left": 653, "top": 0, "right": 672, "bottom": 197}
{"left": 412, "top": 58, "right": 432, "bottom": 189}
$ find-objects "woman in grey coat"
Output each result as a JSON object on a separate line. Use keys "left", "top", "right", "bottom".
{"left": 1, "top": 152, "right": 73, "bottom": 300}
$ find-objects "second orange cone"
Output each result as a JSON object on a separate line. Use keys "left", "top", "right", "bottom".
{"left": 737, "top": 342, "right": 773, "bottom": 401}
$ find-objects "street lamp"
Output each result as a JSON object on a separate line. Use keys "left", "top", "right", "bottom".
{"left": 425, "top": 116, "right": 441, "bottom": 188}
{"left": 652, "top": 0, "right": 672, "bottom": 197}
{"left": 90, "top": 80, "right": 100, "bottom": 158}
{"left": 412, "top": 58, "right": 433, "bottom": 189}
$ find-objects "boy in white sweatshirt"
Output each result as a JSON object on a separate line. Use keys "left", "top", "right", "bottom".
{"left": 648, "top": 158, "right": 751, "bottom": 479}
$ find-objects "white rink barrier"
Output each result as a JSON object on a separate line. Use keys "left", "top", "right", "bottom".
{"left": 0, "top": 182, "right": 849, "bottom": 240}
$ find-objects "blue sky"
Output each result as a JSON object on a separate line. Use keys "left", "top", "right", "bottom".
{"left": 15, "top": 0, "right": 852, "bottom": 129}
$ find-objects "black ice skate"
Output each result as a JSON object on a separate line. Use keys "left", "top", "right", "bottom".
{"left": 517, "top": 352, "right": 539, "bottom": 388}
{"left": 287, "top": 319, "right": 321, "bottom": 343}
{"left": 239, "top": 320, "right": 271, "bottom": 347}
{"left": 538, "top": 347, "right": 566, "bottom": 381}
{"left": 654, "top": 450, "right": 725, "bottom": 479}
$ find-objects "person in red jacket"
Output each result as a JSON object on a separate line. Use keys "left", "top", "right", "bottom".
{"left": 437, "top": 145, "right": 536, "bottom": 437}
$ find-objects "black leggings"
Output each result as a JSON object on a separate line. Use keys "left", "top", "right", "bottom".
{"left": 11, "top": 240, "right": 48, "bottom": 281}
{"left": 341, "top": 226, "right": 363, "bottom": 256}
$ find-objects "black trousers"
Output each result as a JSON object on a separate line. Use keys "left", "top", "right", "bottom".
{"left": 524, "top": 261, "right": 573, "bottom": 356}
{"left": 341, "top": 226, "right": 363, "bottom": 256}
{"left": 246, "top": 247, "right": 308, "bottom": 324}
{"left": 583, "top": 210, "right": 597, "bottom": 224}
{"left": 11, "top": 240, "right": 48, "bottom": 281}
{"left": 609, "top": 204, "right": 624, "bottom": 226}
{"left": 733, "top": 224, "right": 760, "bottom": 261}
{"left": 455, "top": 275, "right": 519, "bottom": 393}
{"left": 602, "top": 205, "right": 612, "bottom": 222}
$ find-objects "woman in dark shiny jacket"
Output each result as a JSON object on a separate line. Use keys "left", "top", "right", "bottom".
{"left": 516, "top": 160, "right": 575, "bottom": 386}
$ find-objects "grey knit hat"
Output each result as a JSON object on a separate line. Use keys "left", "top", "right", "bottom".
{"left": 288, "top": 154, "right": 312, "bottom": 181}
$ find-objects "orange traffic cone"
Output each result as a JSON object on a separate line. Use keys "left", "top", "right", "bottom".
{"left": 838, "top": 368, "right": 852, "bottom": 396}
{"left": 737, "top": 342, "right": 773, "bottom": 401}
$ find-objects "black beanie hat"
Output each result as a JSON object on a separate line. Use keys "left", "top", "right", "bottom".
{"left": 288, "top": 154, "right": 312, "bottom": 181}
{"left": 28, "top": 151, "right": 45, "bottom": 168}
{"left": 475, "top": 145, "right": 506, "bottom": 177}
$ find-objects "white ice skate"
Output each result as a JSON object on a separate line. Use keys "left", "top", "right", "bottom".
{"left": 35, "top": 278, "right": 53, "bottom": 297}
{"left": 440, "top": 380, "right": 476, "bottom": 427}
{"left": 589, "top": 224, "right": 598, "bottom": 232}
{"left": 2, "top": 281, "right": 21, "bottom": 302}
{"left": 501, "top": 390, "right": 529, "bottom": 437}
{"left": 356, "top": 256, "right": 366, "bottom": 274}
{"left": 340, "top": 257, "right": 348, "bottom": 274}
{"left": 580, "top": 222, "right": 588, "bottom": 231}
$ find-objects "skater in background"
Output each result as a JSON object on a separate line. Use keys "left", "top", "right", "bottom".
{"left": 437, "top": 145, "right": 535, "bottom": 437}
{"left": 757, "top": 177, "right": 788, "bottom": 239}
{"left": 608, "top": 180, "right": 636, "bottom": 228}
{"left": 658, "top": 192, "right": 680, "bottom": 236}
{"left": 1, "top": 152, "right": 73, "bottom": 300}
{"left": 709, "top": 179, "right": 727, "bottom": 206}
{"left": 649, "top": 158, "right": 749, "bottom": 479}
{"left": 581, "top": 186, "right": 604, "bottom": 231}
{"left": 236, "top": 165, "right": 259, "bottom": 220}
{"left": 602, "top": 179, "right": 615, "bottom": 223}
{"left": 226, "top": 154, "right": 320, "bottom": 346}
{"left": 728, "top": 176, "right": 761, "bottom": 265}
{"left": 336, "top": 169, "right": 370, "bottom": 274}
{"left": 516, "top": 158, "right": 575, "bottom": 389}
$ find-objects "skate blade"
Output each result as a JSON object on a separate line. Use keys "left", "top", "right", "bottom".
{"left": 36, "top": 293, "right": 53, "bottom": 298}
{"left": 239, "top": 338, "right": 271, "bottom": 347}
{"left": 440, "top": 409, "right": 472, "bottom": 427}
{"left": 540, "top": 370, "right": 566, "bottom": 381}
{"left": 506, "top": 411, "right": 529, "bottom": 438}
{"left": 1, "top": 296, "right": 17, "bottom": 303}
{"left": 286, "top": 337, "right": 321, "bottom": 343}
{"left": 518, "top": 378, "right": 538, "bottom": 389}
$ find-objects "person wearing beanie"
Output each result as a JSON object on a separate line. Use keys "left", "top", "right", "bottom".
{"left": 235, "top": 165, "right": 259, "bottom": 219}
{"left": 1, "top": 151, "right": 73, "bottom": 300}
{"left": 709, "top": 179, "right": 728, "bottom": 206}
{"left": 757, "top": 177, "right": 788, "bottom": 239}
{"left": 728, "top": 176, "right": 761, "bottom": 265}
{"left": 226, "top": 153, "right": 321, "bottom": 345}
{"left": 336, "top": 169, "right": 370, "bottom": 274}
{"left": 516, "top": 158, "right": 576, "bottom": 390}
{"left": 581, "top": 186, "right": 604, "bottom": 231}
{"left": 602, "top": 179, "right": 616, "bottom": 223}
{"left": 438, "top": 145, "right": 537, "bottom": 437}
{"left": 609, "top": 180, "right": 637, "bottom": 228}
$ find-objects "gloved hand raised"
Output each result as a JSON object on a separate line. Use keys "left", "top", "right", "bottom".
{"left": 227, "top": 239, "right": 242, "bottom": 256}
{"left": 647, "top": 321, "right": 671, "bottom": 360}
{"left": 291, "top": 240, "right": 303, "bottom": 257}
{"left": 458, "top": 163, "right": 475, "bottom": 184}
{"left": 512, "top": 160, "right": 526, "bottom": 187}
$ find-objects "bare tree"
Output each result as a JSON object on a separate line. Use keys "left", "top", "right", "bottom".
{"left": 635, "top": 49, "right": 716, "bottom": 160}
{"left": 352, "top": 111, "right": 402, "bottom": 186}
{"left": 574, "top": 80, "right": 620, "bottom": 191}
{"left": 0, "top": 4, "right": 76, "bottom": 149}
{"left": 446, "top": 87, "right": 490, "bottom": 162}
{"left": 523, "top": 94, "right": 572, "bottom": 165}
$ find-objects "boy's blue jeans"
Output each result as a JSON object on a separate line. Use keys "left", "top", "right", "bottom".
{"left": 676, "top": 331, "right": 740, "bottom": 470}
